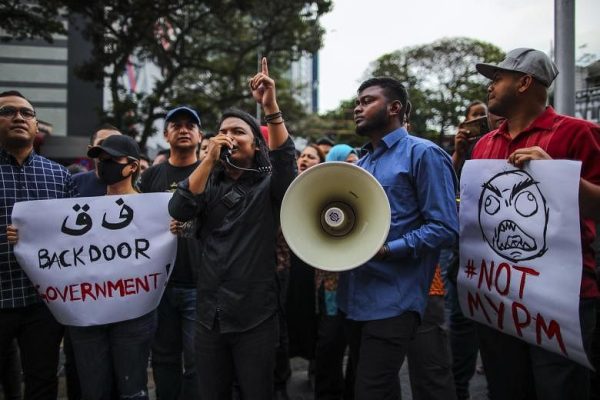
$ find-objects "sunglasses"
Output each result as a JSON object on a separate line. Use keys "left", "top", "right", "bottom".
{"left": 0, "top": 106, "right": 36, "bottom": 120}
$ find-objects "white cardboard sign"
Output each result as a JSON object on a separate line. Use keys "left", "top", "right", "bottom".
{"left": 12, "top": 193, "right": 177, "bottom": 326}
{"left": 459, "top": 160, "right": 591, "bottom": 368}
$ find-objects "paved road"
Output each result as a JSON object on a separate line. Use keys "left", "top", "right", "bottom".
{"left": 45, "top": 352, "right": 489, "bottom": 399}
{"left": 286, "top": 357, "right": 488, "bottom": 400}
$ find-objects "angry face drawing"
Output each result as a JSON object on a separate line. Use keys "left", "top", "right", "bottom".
{"left": 478, "top": 170, "right": 549, "bottom": 262}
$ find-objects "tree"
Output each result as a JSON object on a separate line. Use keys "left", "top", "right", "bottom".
{"left": 365, "top": 51, "right": 433, "bottom": 137}
{"left": 0, "top": 0, "right": 66, "bottom": 43}
{"left": 67, "top": 0, "right": 332, "bottom": 147}
{"left": 366, "top": 37, "right": 504, "bottom": 143}
{"left": 1, "top": 0, "right": 332, "bottom": 148}
{"left": 312, "top": 38, "right": 504, "bottom": 148}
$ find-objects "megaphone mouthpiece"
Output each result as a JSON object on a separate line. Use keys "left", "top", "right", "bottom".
{"left": 321, "top": 201, "right": 355, "bottom": 237}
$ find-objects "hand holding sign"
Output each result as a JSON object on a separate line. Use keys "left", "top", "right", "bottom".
{"left": 459, "top": 159, "right": 591, "bottom": 368}
{"left": 6, "top": 225, "right": 18, "bottom": 245}
{"left": 170, "top": 219, "right": 183, "bottom": 235}
{"left": 508, "top": 146, "right": 552, "bottom": 168}
{"left": 11, "top": 193, "right": 177, "bottom": 326}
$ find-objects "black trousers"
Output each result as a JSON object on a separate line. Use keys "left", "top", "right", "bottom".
{"left": 195, "top": 315, "right": 278, "bottom": 400}
{"left": 315, "top": 313, "right": 355, "bottom": 400}
{"left": 406, "top": 296, "right": 457, "bottom": 400}
{"left": 591, "top": 298, "right": 600, "bottom": 400}
{"left": 478, "top": 299, "right": 596, "bottom": 400}
{"left": 0, "top": 303, "right": 63, "bottom": 400}
{"left": 344, "top": 311, "right": 419, "bottom": 400}
{"left": 63, "top": 329, "right": 119, "bottom": 400}
{"left": 1, "top": 339, "right": 21, "bottom": 400}
{"left": 274, "top": 268, "right": 291, "bottom": 392}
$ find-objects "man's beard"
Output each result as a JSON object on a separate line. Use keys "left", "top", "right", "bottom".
{"left": 488, "top": 92, "right": 517, "bottom": 118}
{"left": 355, "top": 107, "right": 389, "bottom": 137}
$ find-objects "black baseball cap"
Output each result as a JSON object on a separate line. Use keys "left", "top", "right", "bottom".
{"left": 316, "top": 136, "right": 335, "bottom": 146}
{"left": 87, "top": 134, "right": 141, "bottom": 160}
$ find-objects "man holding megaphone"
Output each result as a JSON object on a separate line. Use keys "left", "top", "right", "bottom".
{"left": 338, "top": 77, "right": 459, "bottom": 400}
{"left": 168, "top": 58, "right": 297, "bottom": 400}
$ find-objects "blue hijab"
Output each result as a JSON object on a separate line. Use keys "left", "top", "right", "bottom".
{"left": 325, "top": 144, "right": 357, "bottom": 162}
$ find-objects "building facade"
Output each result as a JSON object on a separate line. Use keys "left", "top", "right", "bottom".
{"left": 575, "top": 60, "right": 600, "bottom": 123}
{"left": 0, "top": 15, "right": 102, "bottom": 160}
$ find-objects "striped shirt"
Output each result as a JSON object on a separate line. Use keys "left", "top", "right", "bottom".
{"left": 0, "top": 148, "right": 78, "bottom": 308}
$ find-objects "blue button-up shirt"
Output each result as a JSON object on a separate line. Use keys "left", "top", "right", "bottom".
{"left": 0, "top": 149, "right": 78, "bottom": 309}
{"left": 338, "top": 127, "right": 458, "bottom": 321}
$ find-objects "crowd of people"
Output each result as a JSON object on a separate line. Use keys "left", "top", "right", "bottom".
{"left": 0, "top": 49, "right": 599, "bottom": 400}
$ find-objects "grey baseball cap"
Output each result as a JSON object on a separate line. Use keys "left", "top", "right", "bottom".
{"left": 476, "top": 48, "right": 559, "bottom": 87}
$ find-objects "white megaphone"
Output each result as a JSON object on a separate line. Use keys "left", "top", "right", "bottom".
{"left": 280, "top": 162, "right": 391, "bottom": 271}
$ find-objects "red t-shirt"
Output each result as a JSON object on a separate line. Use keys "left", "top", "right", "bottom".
{"left": 472, "top": 106, "right": 600, "bottom": 298}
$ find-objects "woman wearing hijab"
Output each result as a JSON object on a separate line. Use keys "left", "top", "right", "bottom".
{"left": 324, "top": 144, "right": 358, "bottom": 164}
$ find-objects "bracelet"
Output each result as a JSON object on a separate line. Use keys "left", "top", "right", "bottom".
{"left": 267, "top": 119, "right": 285, "bottom": 125}
{"left": 264, "top": 111, "right": 282, "bottom": 123}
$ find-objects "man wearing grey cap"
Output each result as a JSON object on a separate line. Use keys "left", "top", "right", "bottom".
{"left": 138, "top": 106, "right": 202, "bottom": 399}
{"left": 471, "top": 48, "right": 600, "bottom": 399}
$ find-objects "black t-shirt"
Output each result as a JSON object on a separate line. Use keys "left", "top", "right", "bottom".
{"left": 72, "top": 170, "right": 107, "bottom": 197}
{"left": 139, "top": 161, "right": 201, "bottom": 287}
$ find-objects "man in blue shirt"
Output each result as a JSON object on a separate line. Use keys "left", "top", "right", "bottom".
{"left": 338, "top": 78, "right": 458, "bottom": 399}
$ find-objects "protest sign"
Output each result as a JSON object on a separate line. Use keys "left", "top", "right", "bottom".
{"left": 12, "top": 193, "right": 177, "bottom": 326}
{"left": 458, "top": 160, "right": 590, "bottom": 368}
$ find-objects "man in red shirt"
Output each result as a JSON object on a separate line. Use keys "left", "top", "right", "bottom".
{"left": 471, "top": 48, "right": 600, "bottom": 400}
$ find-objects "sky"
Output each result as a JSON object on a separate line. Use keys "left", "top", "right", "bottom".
{"left": 318, "top": 0, "right": 600, "bottom": 113}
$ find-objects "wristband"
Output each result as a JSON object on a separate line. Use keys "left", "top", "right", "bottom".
{"left": 264, "top": 111, "right": 283, "bottom": 123}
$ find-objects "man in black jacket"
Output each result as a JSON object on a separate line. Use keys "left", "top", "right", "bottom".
{"left": 168, "top": 58, "right": 296, "bottom": 400}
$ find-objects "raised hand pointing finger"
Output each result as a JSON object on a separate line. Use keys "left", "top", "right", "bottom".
{"left": 250, "top": 57, "right": 276, "bottom": 109}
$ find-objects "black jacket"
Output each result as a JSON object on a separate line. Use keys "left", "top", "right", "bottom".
{"left": 168, "top": 138, "right": 296, "bottom": 332}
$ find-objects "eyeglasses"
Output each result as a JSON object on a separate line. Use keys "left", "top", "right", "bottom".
{"left": 0, "top": 106, "right": 36, "bottom": 120}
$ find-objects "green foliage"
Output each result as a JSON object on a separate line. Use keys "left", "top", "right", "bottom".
{"left": 366, "top": 37, "right": 504, "bottom": 142}
{"left": 293, "top": 98, "right": 365, "bottom": 147}
{"left": 1, "top": 0, "right": 331, "bottom": 148}
{"left": 0, "top": 1, "right": 67, "bottom": 43}
{"left": 313, "top": 38, "right": 503, "bottom": 148}
{"left": 67, "top": 0, "right": 332, "bottom": 147}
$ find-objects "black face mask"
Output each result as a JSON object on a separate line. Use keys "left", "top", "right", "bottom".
{"left": 97, "top": 159, "right": 130, "bottom": 185}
